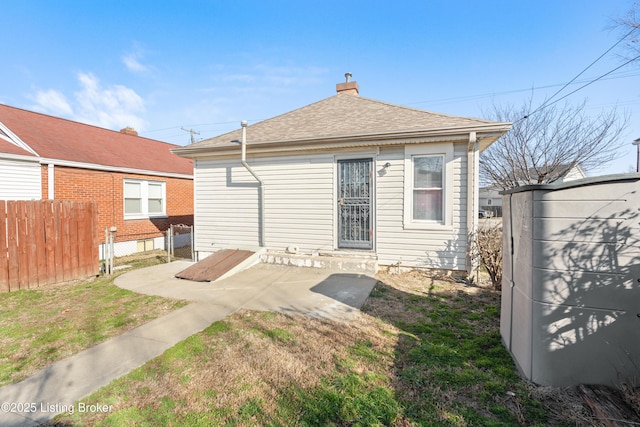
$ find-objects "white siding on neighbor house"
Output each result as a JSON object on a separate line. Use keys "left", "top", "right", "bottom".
{"left": 479, "top": 188, "right": 503, "bottom": 208}
{"left": 194, "top": 153, "right": 335, "bottom": 254}
{"left": 0, "top": 157, "right": 41, "bottom": 200}
{"left": 557, "top": 165, "right": 586, "bottom": 183}
{"left": 375, "top": 143, "right": 468, "bottom": 270}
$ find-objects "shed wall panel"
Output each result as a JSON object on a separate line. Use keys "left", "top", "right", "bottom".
{"left": 501, "top": 176, "right": 640, "bottom": 387}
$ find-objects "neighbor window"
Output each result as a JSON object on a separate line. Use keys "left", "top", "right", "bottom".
{"left": 147, "top": 182, "right": 164, "bottom": 214}
{"left": 404, "top": 143, "right": 453, "bottom": 229}
{"left": 124, "top": 179, "right": 166, "bottom": 218}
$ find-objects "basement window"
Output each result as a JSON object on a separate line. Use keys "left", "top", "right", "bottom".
{"left": 124, "top": 179, "right": 166, "bottom": 219}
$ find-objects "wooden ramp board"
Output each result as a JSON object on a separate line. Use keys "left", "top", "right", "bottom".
{"left": 175, "top": 249, "right": 255, "bottom": 282}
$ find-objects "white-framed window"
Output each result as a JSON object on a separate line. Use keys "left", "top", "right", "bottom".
{"left": 404, "top": 143, "right": 454, "bottom": 229}
{"left": 124, "top": 179, "right": 166, "bottom": 219}
{"left": 412, "top": 155, "right": 444, "bottom": 222}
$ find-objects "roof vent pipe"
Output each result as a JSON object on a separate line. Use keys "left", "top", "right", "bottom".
{"left": 240, "top": 121, "right": 265, "bottom": 247}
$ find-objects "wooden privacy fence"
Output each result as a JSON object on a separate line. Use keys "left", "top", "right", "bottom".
{"left": 0, "top": 200, "right": 99, "bottom": 292}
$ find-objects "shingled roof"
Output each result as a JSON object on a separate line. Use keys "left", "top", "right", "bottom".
{"left": 174, "top": 90, "right": 511, "bottom": 157}
{"left": 0, "top": 137, "right": 35, "bottom": 157}
{"left": 0, "top": 104, "right": 193, "bottom": 176}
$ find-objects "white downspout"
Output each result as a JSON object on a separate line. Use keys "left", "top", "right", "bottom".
{"left": 47, "top": 164, "right": 55, "bottom": 199}
{"left": 466, "top": 131, "right": 479, "bottom": 276}
{"left": 241, "top": 121, "right": 265, "bottom": 247}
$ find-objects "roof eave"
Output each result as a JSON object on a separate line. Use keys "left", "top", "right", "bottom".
{"left": 173, "top": 122, "right": 512, "bottom": 158}
{"left": 39, "top": 157, "right": 193, "bottom": 179}
{"left": 0, "top": 152, "right": 39, "bottom": 162}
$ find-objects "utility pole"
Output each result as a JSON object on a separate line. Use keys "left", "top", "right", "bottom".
{"left": 633, "top": 137, "right": 640, "bottom": 173}
{"left": 181, "top": 127, "right": 200, "bottom": 144}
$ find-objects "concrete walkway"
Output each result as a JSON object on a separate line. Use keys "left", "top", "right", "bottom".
{"left": 0, "top": 262, "right": 376, "bottom": 426}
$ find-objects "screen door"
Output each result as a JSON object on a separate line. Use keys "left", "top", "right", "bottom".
{"left": 337, "top": 159, "right": 373, "bottom": 249}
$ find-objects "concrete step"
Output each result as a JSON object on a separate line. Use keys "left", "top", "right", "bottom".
{"left": 260, "top": 251, "right": 378, "bottom": 274}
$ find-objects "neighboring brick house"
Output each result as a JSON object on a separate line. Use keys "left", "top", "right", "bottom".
{"left": 0, "top": 104, "right": 193, "bottom": 256}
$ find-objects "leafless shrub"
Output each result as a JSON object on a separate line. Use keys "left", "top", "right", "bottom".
{"left": 619, "top": 382, "right": 640, "bottom": 417}
{"left": 475, "top": 223, "right": 503, "bottom": 290}
{"left": 530, "top": 385, "right": 597, "bottom": 426}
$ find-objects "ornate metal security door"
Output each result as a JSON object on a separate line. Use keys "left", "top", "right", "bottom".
{"left": 337, "top": 158, "right": 373, "bottom": 249}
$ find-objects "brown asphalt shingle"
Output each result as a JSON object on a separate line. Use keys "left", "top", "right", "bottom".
{"left": 185, "top": 92, "right": 499, "bottom": 150}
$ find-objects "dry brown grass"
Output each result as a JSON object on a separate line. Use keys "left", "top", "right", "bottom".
{"left": 366, "top": 270, "right": 494, "bottom": 328}
{"left": 45, "top": 267, "right": 640, "bottom": 426}
{"left": 0, "top": 255, "right": 187, "bottom": 386}
{"left": 55, "top": 309, "right": 399, "bottom": 425}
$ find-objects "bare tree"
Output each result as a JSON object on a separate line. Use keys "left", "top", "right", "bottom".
{"left": 613, "top": 2, "right": 640, "bottom": 60}
{"left": 480, "top": 98, "right": 628, "bottom": 189}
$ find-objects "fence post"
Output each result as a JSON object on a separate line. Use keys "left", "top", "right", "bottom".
{"left": 104, "top": 227, "right": 109, "bottom": 275}
{"left": 109, "top": 227, "right": 115, "bottom": 274}
{"left": 170, "top": 224, "right": 174, "bottom": 258}
{"left": 167, "top": 227, "right": 171, "bottom": 263}
{"left": 190, "top": 225, "right": 195, "bottom": 261}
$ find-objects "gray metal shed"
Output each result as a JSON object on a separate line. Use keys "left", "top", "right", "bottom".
{"left": 500, "top": 174, "right": 640, "bottom": 387}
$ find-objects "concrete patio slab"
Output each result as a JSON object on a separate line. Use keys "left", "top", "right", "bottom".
{"left": 0, "top": 261, "right": 377, "bottom": 426}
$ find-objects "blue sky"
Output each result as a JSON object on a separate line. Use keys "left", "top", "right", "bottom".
{"left": 1, "top": 1, "right": 639, "bottom": 175}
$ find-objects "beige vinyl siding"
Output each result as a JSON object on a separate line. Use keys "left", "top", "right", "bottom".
{"left": 194, "top": 154, "right": 334, "bottom": 253}
{"left": 194, "top": 159, "right": 260, "bottom": 249}
{"left": 376, "top": 142, "right": 468, "bottom": 270}
{"left": 255, "top": 155, "right": 334, "bottom": 251}
{"left": 194, "top": 142, "right": 471, "bottom": 271}
{"left": 0, "top": 157, "right": 41, "bottom": 200}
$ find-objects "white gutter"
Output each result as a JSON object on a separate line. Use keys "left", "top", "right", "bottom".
{"left": 241, "top": 121, "right": 265, "bottom": 247}
{"left": 173, "top": 126, "right": 511, "bottom": 159}
{"left": 0, "top": 152, "right": 40, "bottom": 162}
{"left": 48, "top": 164, "right": 55, "bottom": 199}
{"left": 37, "top": 157, "right": 193, "bottom": 179}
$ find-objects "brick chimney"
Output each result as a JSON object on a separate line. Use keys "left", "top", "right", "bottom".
{"left": 120, "top": 127, "right": 138, "bottom": 136}
{"left": 336, "top": 72, "right": 359, "bottom": 95}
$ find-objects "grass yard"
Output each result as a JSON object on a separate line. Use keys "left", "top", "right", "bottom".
{"left": 45, "top": 268, "right": 610, "bottom": 427}
{"left": 0, "top": 252, "right": 188, "bottom": 387}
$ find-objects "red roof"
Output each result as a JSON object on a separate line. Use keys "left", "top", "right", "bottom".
{"left": 0, "top": 104, "right": 192, "bottom": 175}
{"left": 0, "top": 138, "right": 35, "bottom": 157}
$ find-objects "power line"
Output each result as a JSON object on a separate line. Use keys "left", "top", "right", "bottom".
{"left": 404, "top": 70, "right": 640, "bottom": 108}
{"left": 520, "top": 53, "right": 640, "bottom": 122}
{"left": 521, "top": 26, "right": 640, "bottom": 121}
{"left": 145, "top": 28, "right": 640, "bottom": 142}
{"left": 533, "top": 26, "right": 640, "bottom": 113}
